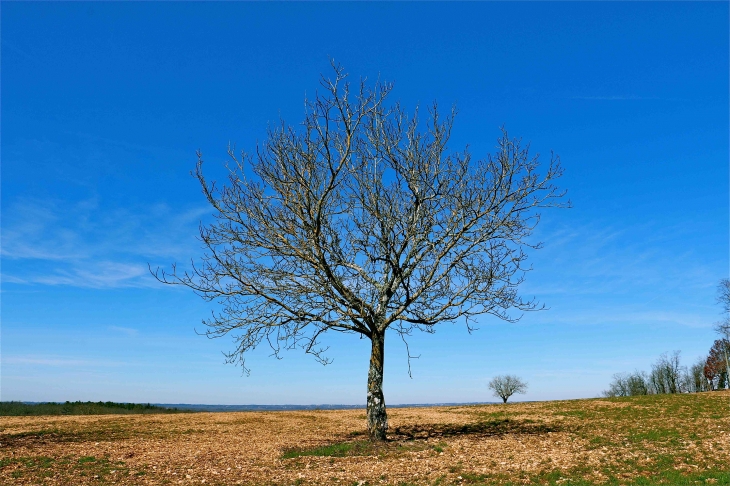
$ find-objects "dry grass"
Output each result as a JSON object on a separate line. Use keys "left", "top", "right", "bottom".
{"left": 1, "top": 391, "right": 729, "bottom": 485}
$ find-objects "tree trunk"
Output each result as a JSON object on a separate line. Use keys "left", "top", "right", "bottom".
{"left": 367, "top": 332, "right": 387, "bottom": 441}
{"left": 502, "top": 397, "right": 508, "bottom": 403}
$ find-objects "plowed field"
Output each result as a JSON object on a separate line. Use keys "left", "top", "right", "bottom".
{"left": 2, "top": 391, "right": 729, "bottom": 485}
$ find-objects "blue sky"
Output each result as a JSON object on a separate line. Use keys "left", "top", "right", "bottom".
{"left": 2, "top": 2, "right": 728, "bottom": 405}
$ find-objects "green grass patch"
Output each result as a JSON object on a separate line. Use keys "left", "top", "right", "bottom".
{"left": 282, "top": 439, "right": 430, "bottom": 459}
{"left": 282, "top": 441, "right": 359, "bottom": 459}
{"left": 448, "top": 468, "right": 730, "bottom": 485}
{"left": 627, "top": 428, "right": 681, "bottom": 443}
{"left": 0, "top": 454, "right": 135, "bottom": 483}
{"left": 0, "top": 456, "right": 56, "bottom": 470}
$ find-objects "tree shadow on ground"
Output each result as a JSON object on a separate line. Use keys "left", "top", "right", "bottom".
{"left": 281, "top": 418, "right": 564, "bottom": 458}
{"left": 388, "top": 418, "right": 562, "bottom": 440}
{"left": 0, "top": 429, "right": 124, "bottom": 448}
{"left": 0, "top": 425, "right": 185, "bottom": 448}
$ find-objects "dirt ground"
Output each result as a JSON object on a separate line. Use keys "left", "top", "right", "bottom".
{"left": 2, "top": 391, "right": 729, "bottom": 485}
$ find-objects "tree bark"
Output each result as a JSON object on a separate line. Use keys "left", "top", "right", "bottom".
{"left": 502, "top": 397, "right": 508, "bottom": 403}
{"left": 367, "top": 332, "right": 388, "bottom": 441}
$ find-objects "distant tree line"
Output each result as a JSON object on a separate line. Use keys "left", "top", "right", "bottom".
{"left": 0, "top": 401, "right": 189, "bottom": 416}
{"left": 604, "top": 279, "right": 730, "bottom": 397}
{"left": 602, "top": 349, "right": 726, "bottom": 397}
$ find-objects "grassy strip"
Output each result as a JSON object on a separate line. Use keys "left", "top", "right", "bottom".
{"left": 0, "top": 455, "right": 141, "bottom": 483}
{"left": 0, "top": 401, "right": 190, "bottom": 416}
{"left": 282, "top": 441, "right": 363, "bottom": 459}
{"left": 282, "top": 439, "right": 435, "bottom": 459}
{"left": 512, "top": 469, "right": 730, "bottom": 485}
{"left": 391, "top": 469, "right": 730, "bottom": 485}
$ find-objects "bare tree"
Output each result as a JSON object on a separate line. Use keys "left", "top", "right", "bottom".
{"left": 488, "top": 375, "right": 528, "bottom": 403}
{"left": 713, "top": 319, "right": 730, "bottom": 387}
{"left": 604, "top": 353, "right": 713, "bottom": 396}
{"left": 716, "top": 318, "right": 730, "bottom": 342}
{"left": 649, "top": 351, "right": 684, "bottom": 394}
{"left": 603, "top": 371, "right": 650, "bottom": 397}
{"left": 717, "top": 278, "right": 730, "bottom": 315}
{"left": 714, "top": 280, "right": 730, "bottom": 383}
{"left": 686, "top": 356, "right": 710, "bottom": 393}
{"left": 153, "top": 65, "right": 566, "bottom": 440}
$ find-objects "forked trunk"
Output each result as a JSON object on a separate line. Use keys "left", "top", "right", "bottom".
{"left": 367, "top": 332, "right": 387, "bottom": 441}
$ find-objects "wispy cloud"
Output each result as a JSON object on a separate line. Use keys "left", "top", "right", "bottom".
{"left": 108, "top": 325, "right": 139, "bottom": 337}
{"left": 2, "top": 356, "right": 128, "bottom": 367}
{"left": 1, "top": 197, "right": 208, "bottom": 289}
{"left": 570, "top": 95, "right": 684, "bottom": 102}
{"left": 530, "top": 308, "right": 713, "bottom": 329}
{"left": 30, "top": 262, "right": 152, "bottom": 289}
{"left": 528, "top": 218, "right": 718, "bottom": 292}
{"left": 572, "top": 95, "right": 650, "bottom": 101}
{"left": 517, "top": 216, "right": 722, "bottom": 329}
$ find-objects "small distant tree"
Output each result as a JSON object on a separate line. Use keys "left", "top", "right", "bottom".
{"left": 488, "top": 375, "right": 528, "bottom": 403}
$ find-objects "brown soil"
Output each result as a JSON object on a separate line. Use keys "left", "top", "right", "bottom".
{"left": 1, "top": 391, "right": 729, "bottom": 485}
